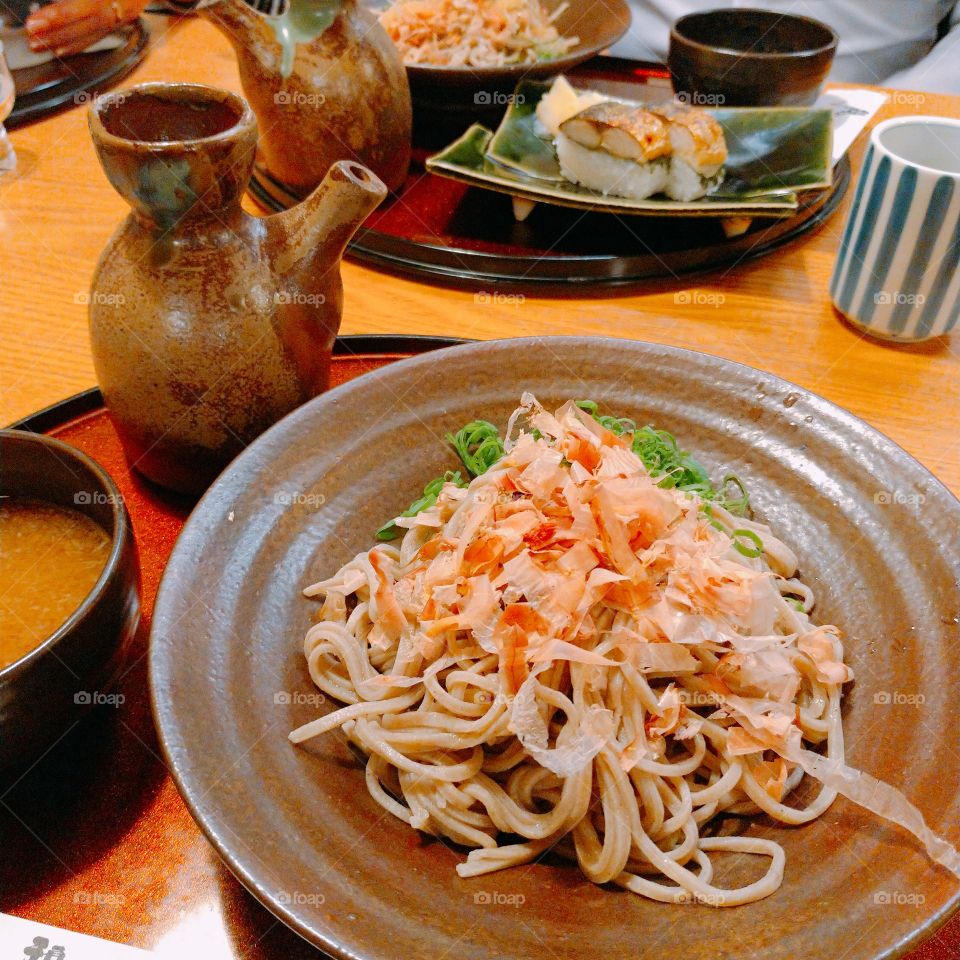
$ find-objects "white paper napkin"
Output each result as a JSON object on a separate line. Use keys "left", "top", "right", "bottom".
{"left": 815, "top": 88, "right": 889, "bottom": 163}
{"left": 0, "top": 912, "right": 149, "bottom": 958}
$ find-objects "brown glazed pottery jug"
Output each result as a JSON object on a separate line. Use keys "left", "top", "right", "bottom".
{"left": 87, "top": 82, "right": 386, "bottom": 496}
{"left": 197, "top": 0, "right": 412, "bottom": 197}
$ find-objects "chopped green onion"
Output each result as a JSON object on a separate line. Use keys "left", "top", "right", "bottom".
{"left": 717, "top": 473, "right": 750, "bottom": 517}
{"left": 731, "top": 528, "right": 764, "bottom": 558}
{"left": 785, "top": 597, "right": 805, "bottom": 612}
{"left": 376, "top": 470, "right": 467, "bottom": 541}
{"left": 446, "top": 421, "right": 505, "bottom": 478}
{"left": 701, "top": 504, "right": 725, "bottom": 532}
{"left": 632, "top": 426, "right": 713, "bottom": 494}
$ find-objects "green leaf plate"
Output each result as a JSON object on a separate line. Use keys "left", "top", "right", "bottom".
{"left": 425, "top": 80, "right": 835, "bottom": 219}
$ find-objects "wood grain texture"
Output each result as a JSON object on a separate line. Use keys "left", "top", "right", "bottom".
{"left": 1, "top": 15, "right": 959, "bottom": 499}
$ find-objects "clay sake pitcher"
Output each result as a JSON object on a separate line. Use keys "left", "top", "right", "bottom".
{"left": 87, "top": 82, "right": 386, "bottom": 496}
{"left": 197, "top": 0, "right": 412, "bottom": 197}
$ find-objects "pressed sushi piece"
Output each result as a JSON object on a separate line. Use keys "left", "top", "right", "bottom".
{"left": 556, "top": 101, "right": 671, "bottom": 200}
{"left": 648, "top": 101, "right": 728, "bottom": 201}
{"left": 561, "top": 101, "right": 671, "bottom": 161}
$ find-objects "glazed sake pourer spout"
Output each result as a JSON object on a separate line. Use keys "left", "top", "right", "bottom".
{"left": 86, "top": 82, "right": 386, "bottom": 496}
{"left": 197, "top": 0, "right": 411, "bottom": 197}
{"left": 269, "top": 159, "right": 386, "bottom": 295}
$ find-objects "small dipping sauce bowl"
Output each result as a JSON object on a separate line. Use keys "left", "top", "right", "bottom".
{"left": 669, "top": 8, "right": 838, "bottom": 107}
{"left": 0, "top": 429, "right": 140, "bottom": 771}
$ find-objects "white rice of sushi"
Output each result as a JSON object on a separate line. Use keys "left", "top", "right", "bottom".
{"left": 665, "top": 157, "right": 725, "bottom": 201}
{"left": 555, "top": 132, "right": 668, "bottom": 201}
{"left": 665, "top": 158, "right": 707, "bottom": 201}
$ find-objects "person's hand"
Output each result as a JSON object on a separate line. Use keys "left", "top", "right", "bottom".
{"left": 25, "top": 0, "right": 148, "bottom": 57}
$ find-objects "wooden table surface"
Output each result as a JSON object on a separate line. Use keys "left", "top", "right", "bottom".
{"left": 1, "top": 12, "right": 959, "bottom": 960}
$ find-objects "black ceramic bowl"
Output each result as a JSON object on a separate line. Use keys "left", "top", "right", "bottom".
{"left": 668, "top": 8, "right": 838, "bottom": 107}
{"left": 0, "top": 430, "right": 140, "bottom": 771}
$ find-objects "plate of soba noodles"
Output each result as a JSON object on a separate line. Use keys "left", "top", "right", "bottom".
{"left": 150, "top": 337, "right": 960, "bottom": 960}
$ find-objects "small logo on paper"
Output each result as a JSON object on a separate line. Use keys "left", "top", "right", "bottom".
{"left": 22, "top": 936, "right": 66, "bottom": 960}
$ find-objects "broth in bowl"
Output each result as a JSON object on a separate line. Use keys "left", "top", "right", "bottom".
{"left": 0, "top": 497, "right": 111, "bottom": 670}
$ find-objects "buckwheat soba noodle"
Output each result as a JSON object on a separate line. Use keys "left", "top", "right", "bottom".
{"left": 290, "top": 395, "right": 960, "bottom": 905}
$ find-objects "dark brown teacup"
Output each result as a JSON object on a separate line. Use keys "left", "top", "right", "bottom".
{"left": 669, "top": 8, "right": 838, "bottom": 108}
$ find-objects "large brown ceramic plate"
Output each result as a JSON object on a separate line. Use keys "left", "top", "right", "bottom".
{"left": 151, "top": 337, "right": 960, "bottom": 960}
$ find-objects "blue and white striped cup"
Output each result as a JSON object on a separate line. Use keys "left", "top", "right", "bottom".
{"left": 830, "top": 116, "right": 960, "bottom": 342}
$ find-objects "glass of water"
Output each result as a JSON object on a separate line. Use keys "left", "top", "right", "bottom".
{"left": 0, "top": 41, "right": 16, "bottom": 173}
